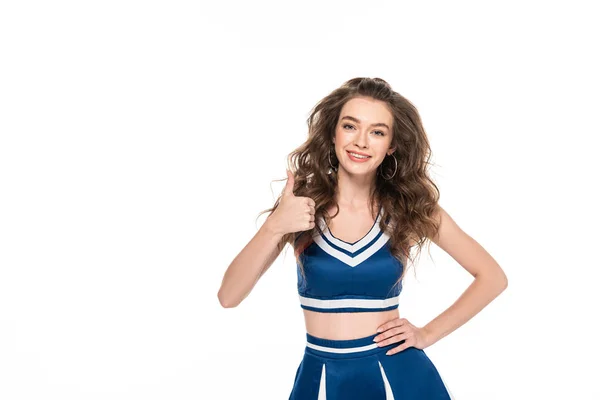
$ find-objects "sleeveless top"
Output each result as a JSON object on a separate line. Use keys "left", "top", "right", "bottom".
{"left": 295, "top": 205, "right": 403, "bottom": 313}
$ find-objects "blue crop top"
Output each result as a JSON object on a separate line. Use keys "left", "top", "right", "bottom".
{"left": 296, "top": 205, "right": 403, "bottom": 313}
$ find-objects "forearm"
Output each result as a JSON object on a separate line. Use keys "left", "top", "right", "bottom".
{"left": 423, "top": 270, "right": 508, "bottom": 346}
{"left": 217, "top": 218, "right": 284, "bottom": 308}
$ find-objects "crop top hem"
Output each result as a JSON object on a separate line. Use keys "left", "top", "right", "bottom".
{"left": 298, "top": 294, "right": 400, "bottom": 311}
{"left": 300, "top": 304, "right": 399, "bottom": 313}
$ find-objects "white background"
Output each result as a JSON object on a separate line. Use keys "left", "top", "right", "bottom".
{"left": 1, "top": 1, "right": 599, "bottom": 399}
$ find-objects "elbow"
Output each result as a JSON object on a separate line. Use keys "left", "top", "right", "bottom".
{"left": 496, "top": 269, "right": 508, "bottom": 293}
{"left": 501, "top": 272, "right": 508, "bottom": 291}
{"left": 476, "top": 267, "right": 508, "bottom": 294}
{"left": 217, "top": 289, "right": 240, "bottom": 309}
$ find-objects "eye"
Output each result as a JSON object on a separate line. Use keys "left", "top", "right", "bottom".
{"left": 343, "top": 124, "right": 385, "bottom": 136}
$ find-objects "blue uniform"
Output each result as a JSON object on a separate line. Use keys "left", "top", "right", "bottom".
{"left": 289, "top": 205, "right": 455, "bottom": 399}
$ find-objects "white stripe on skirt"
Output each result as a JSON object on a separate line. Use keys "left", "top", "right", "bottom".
{"left": 378, "top": 361, "right": 396, "bottom": 399}
{"left": 306, "top": 342, "right": 378, "bottom": 354}
{"left": 438, "top": 369, "right": 456, "bottom": 399}
{"left": 318, "top": 364, "right": 326, "bottom": 399}
{"left": 315, "top": 361, "right": 396, "bottom": 399}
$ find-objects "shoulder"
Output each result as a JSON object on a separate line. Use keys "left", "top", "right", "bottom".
{"left": 401, "top": 204, "right": 445, "bottom": 249}
{"left": 428, "top": 203, "right": 457, "bottom": 244}
{"left": 427, "top": 203, "right": 475, "bottom": 265}
{"left": 427, "top": 203, "right": 507, "bottom": 282}
{"left": 294, "top": 230, "right": 315, "bottom": 258}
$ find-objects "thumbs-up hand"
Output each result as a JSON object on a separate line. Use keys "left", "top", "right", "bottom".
{"left": 268, "top": 170, "right": 316, "bottom": 236}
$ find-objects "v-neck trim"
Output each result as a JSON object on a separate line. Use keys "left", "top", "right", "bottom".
{"left": 322, "top": 204, "right": 384, "bottom": 246}
{"left": 311, "top": 204, "right": 389, "bottom": 267}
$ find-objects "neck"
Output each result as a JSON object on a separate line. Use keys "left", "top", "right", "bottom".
{"left": 335, "top": 169, "right": 377, "bottom": 210}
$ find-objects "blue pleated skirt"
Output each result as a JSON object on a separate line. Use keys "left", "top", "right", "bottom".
{"left": 288, "top": 332, "right": 455, "bottom": 399}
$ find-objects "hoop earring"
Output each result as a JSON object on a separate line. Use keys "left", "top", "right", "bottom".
{"left": 379, "top": 154, "right": 398, "bottom": 180}
{"left": 327, "top": 146, "right": 338, "bottom": 175}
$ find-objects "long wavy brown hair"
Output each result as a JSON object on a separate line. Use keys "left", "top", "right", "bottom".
{"left": 257, "top": 77, "right": 441, "bottom": 289}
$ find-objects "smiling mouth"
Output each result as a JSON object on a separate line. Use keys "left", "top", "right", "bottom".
{"left": 347, "top": 151, "right": 371, "bottom": 160}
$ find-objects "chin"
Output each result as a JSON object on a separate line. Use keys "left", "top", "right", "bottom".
{"left": 339, "top": 165, "right": 374, "bottom": 176}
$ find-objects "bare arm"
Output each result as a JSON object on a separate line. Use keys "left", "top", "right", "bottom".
{"left": 217, "top": 170, "right": 315, "bottom": 308}
{"left": 217, "top": 216, "right": 285, "bottom": 308}
{"left": 422, "top": 205, "right": 508, "bottom": 344}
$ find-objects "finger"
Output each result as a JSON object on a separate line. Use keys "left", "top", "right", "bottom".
{"left": 283, "top": 170, "right": 295, "bottom": 197}
{"left": 305, "top": 198, "right": 316, "bottom": 213}
{"left": 305, "top": 211, "right": 316, "bottom": 230}
{"left": 376, "top": 317, "right": 407, "bottom": 333}
{"left": 386, "top": 341, "right": 411, "bottom": 355}
{"left": 374, "top": 326, "right": 409, "bottom": 342}
{"left": 376, "top": 333, "right": 410, "bottom": 348}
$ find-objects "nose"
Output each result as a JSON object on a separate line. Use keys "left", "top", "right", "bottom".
{"left": 353, "top": 128, "right": 369, "bottom": 149}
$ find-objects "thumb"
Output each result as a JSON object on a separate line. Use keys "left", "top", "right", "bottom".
{"left": 283, "top": 169, "right": 296, "bottom": 197}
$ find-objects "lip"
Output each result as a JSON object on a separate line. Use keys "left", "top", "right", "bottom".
{"left": 346, "top": 150, "right": 372, "bottom": 163}
{"left": 346, "top": 150, "right": 371, "bottom": 157}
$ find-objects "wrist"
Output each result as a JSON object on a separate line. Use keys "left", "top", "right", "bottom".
{"left": 421, "top": 324, "right": 438, "bottom": 347}
{"left": 262, "top": 216, "right": 285, "bottom": 240}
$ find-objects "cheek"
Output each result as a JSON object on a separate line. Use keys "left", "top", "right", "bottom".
{"left": 334, "top": 134, "right": 352, "bottom": 150}
{"left": 336, "top": 129, "right": 351, "bottom": 142}
{"left": 373, "top": 156, "right": 385, "bottom": 167}
{"left": 375, "top": 150, "right": 390, "bottom": 165}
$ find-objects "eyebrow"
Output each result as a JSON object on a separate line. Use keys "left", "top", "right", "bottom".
{"left": 340, "top": 115, "right": 390, "bottom": 130}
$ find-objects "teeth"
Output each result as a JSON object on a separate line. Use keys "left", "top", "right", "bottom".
{"left": 349, "top": 152, "right": 370, "bottom": 159}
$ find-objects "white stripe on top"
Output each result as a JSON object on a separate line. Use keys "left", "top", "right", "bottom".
{"left": 312, "top": 231, "right": 391, "bottom": 267}
{"left": 299, "top": 294, "right": 400, "bottom": 309}
{"left": 319, "top": 206, "right": 384, "bottom": 252}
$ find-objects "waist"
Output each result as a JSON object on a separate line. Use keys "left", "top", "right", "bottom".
{"left": 303, "top": 308, "right": 400, "bottom": 340}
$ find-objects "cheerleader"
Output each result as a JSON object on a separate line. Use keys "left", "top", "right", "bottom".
{"left": 218, "top": 77, "right": 508, "bottom": 399}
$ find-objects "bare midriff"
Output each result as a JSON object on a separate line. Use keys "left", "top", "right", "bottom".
{"left": 303, "top": 308, "right": 400, "bottom": 340}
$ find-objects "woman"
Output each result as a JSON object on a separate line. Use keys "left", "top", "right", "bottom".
{"left": 218, "top": 77, "right": 508, "bottom": 399}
